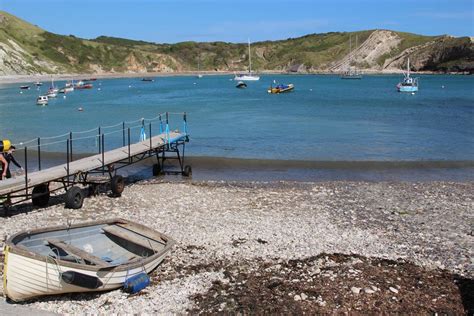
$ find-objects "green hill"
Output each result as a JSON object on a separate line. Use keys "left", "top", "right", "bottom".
{"left": 0, "top": 10, "right": 472, "bottom": 75}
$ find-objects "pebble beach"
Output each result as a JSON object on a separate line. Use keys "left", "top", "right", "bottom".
{"left": 0, "top": 179, "right": 472, "bottom": 313}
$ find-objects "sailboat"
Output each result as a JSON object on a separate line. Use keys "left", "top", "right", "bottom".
{"left": 397, "top": 58, "right": 418, "bottom": 92}
{"left": 196, "top": 55, "right": 203, "bottom": 78}
{"left": 234, "top": 39, "right": 260, "bottom": 81}
{"left": 341, "top": 35, "right": 362, "bottom": 79}
{"left": 46, "top": 76, "right": 58, "bottom": 98}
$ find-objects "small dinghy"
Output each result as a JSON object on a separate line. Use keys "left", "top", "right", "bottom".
{"left": 3, "top": 218, "right": 175, "bottom": 302}
{"left": 236, "top": 81, "right": 247, "bottom": 89}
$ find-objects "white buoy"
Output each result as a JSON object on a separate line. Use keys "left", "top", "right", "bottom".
{"left": 20, "top": 91, "right": 23, "bottom": 94}
{"left": 310, "top": 89, "right": 313, "bottom": 91}
{"left": 129, "top": 85, "right": 132, "bottom": 88}
{"left": 98, "top": 88, "right": 101, "bottom": 91}
{"left": 63, "top": 95, "right": 66, "bottom": 99}
{"left": 193, "top": 82, "right": 197, "bottom": 85}
{"left": 441, "top": 85, "right": 445, "bottom": 88}
{"left": 411, "top": 92, "right": 415, "bottom": 95}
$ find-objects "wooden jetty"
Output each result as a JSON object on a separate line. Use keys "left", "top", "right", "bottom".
{"left": 0, "top": 113, "right": 190, "bottom": 213}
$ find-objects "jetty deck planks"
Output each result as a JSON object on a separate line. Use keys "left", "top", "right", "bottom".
{"left": 0, "top": 132, "right": 185, "bottom": 196}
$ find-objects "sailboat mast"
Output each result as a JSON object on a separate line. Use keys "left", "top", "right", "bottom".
{"left": 349, "top": 35, "right": 352, "bottom": 66}
{"left": 407, "top": 58, "right": 410, "bottom": 77}
{"left": 248, "top": 39, "right": 252, "bottom": 73}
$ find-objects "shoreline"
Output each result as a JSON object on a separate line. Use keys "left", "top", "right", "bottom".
{"left": 9, "top": 152, "right": 474, "bottom": 182}
{"left": 0, "top": 70, "right": 469, "bottom": 85}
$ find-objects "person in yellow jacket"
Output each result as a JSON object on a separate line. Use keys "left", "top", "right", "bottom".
{"left": 0, "top": 153, "right": 7, "bottom": 179}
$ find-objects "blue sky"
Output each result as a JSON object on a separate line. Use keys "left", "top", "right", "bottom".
{"left": 1, "top": 0, "right": 472, "bottom": 43}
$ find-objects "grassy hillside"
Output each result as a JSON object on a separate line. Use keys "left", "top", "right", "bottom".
{"left": 0, "top": 10, "right": 472, "bottom": 75}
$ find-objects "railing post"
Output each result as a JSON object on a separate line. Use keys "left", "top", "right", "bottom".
{"left": 127, "top": 127, "right": 131, "bottom": 163}
{"left": 159, "top": 114, "right": 163, "bottom": 134}
{"left": 69, "top": 131, "right": 73, "bottom": 162}
{"left": 149, "top": 122, "right": 152, "bottom": 149}
{"left": 24, "top": 146, "right": 28, "bottom": 197}
{"left": 98, "top": 126, "right": 101, "bottom": 154}
{"left": 122, "top": 122, "right": 125, "bottom": 147}
{"left": 37, "top": 137, "right": 41, "bottom": 171}
{"left": 101, "top": 134, "right": 105, "bottom": 175}
{"left": 66, "top": 139, "right": 70, "bottom": 180}
{"left": 183, "top": 112, "right": 187, "bottom": 134}
{"left": 166, "top": 112, "right": 170, "bottom": 146}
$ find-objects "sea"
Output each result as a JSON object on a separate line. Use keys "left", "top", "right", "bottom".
{"left": 0, "top": 74, "right": 473, "bottom": 181}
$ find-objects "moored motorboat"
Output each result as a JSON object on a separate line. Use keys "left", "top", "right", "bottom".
{"left": 35, "top": 81, "right": 43, "bottom": 86}
{"left": 3, "top": 218, "right": 175, "bottom": 302}
{"left": 141, "top": 78, "right": 155, "bottom": 82}
{"left": 236, "top": 81, "right": 247, "bottom": 88}
{"left": 36, "top": 95, "right": 48, "bottom": 106}
{"left": 75, "top": 81, "right": 93, "bottom": 89}
{"left": 20, "top": 85, "right": 30, "bottom": 90}
{"left": 268, "top": 83, "right": 294, "bottom": 94}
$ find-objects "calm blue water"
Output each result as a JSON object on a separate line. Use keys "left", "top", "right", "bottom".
{"left": 0, "top": 74, "right": 473, "bottom": 161}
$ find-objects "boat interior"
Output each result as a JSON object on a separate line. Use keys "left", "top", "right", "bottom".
{"left": 12, "top": 223, "right": 168, "bottom": 267}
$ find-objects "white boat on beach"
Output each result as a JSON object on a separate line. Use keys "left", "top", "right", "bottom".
{"left": 234, "top": 39, "right": 260, "bottom": 81}
{"left": 3, "top": 218, "right": 175, "bottom": 302}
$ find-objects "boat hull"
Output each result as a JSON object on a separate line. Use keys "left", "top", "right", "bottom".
{"left": 3, "top": 218, "right": 175, "bottom": 302}
{"left": 341, "top": 75, "right": 362, "bottom": 79}
{"left": 398, "top": 85, "right": 418, "bottom": 92}
{"left": 268, "top": 84, "right": 294, "bottom": 94}
{"left": 234, "top": 75, "right": 260, "bottom": 81}
{"left": 4, "top": 249, "right": 168, "bottom": 301}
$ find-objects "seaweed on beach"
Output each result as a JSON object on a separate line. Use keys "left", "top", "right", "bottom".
{"left": 187, "top": 253, "right": 468, "bottom": 314}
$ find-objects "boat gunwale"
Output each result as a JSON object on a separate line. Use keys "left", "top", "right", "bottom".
{"left": 5, "top": 218, "right": 176, "bottom": 272}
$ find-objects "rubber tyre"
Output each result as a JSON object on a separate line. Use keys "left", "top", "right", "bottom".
{"left": 111, "top": 175, "right": 125, "bottom": 197}
{"left": 152, "top": 164, "right": 161, "bottom": 176}
{"left": 32, "top": 184, "right": 50, "bottom": 207}
{"left": 183, "top": 165, "right": 192, "bottom": 177}
{"left": 65, "top": 186, "right": 84, "bottom": 209}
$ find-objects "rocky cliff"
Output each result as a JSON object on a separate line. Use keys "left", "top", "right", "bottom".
{"left": 0, "top": 11, "right": 472, "bottom": 76}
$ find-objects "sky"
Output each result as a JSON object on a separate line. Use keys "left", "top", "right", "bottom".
{"left": 1, "top": 0, "right": 473, "bottom": 43}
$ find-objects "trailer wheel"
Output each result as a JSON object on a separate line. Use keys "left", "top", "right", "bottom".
{"left": 32, "top": 184, "right": 50, "bottom": 207}
{"left": 183, "top": 165, "right": 192, "bottom": 177}
{"left": 152, "top": 164, "right": 161, "bottom": 176}
{"left": 65, "top": 186, "right": 84, "bottom": 209}
{"left": 111, "top": 175, "right": 125, "bottom": 197}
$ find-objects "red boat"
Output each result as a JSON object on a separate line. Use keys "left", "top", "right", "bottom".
{"left": 75, "top": 83, "right": 93, "bottom": 89}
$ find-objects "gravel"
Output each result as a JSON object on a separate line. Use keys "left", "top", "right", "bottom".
{"left": 0, "top": 179, "right": 472, "bottom": 313}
